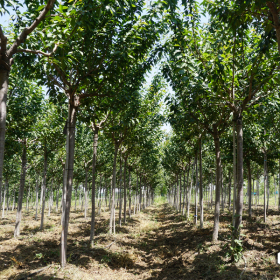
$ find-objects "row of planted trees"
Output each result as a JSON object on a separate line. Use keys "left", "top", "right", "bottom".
{"left": 0, "top": 0, "right": 172, "bottom": 268}
{"left": 161, "top": 0, "right": 280, "bottom": 256}
{"left": 2, "top": 0, "right": 280, "bottom": 267}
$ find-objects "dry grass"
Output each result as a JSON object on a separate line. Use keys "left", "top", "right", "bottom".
{"left": 0, "top": 202, "right": 280, "bottom": 279}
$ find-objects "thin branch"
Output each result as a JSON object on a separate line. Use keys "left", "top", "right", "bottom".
{"left": 7, "top": 0, "right": 56, "bottom": 57}
{"left": 16, "top": 44, "right": 59, "bottom": 57}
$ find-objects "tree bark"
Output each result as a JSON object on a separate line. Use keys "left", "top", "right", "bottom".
{"left": 278, "top": 159, "right": 280, "bottom": 211}
{"left": 228, "top": 171, "right": 232, "bottom": 211}
{"left": 123, "top": 156, "right": 128, "bottom": 223}
{"left": 14, "top": 140, "right": 27, "bottom": 237}
{"left": 212, "top": 128, "right": 222, "bottom": 242}
{"left": 109, "top": 142, "right": 119, "bottom": 234}
{"left": 199, "top": 138, "right": 203, "bottom": 229}
{"left": 128, "top": 168, "right": 132, "bottom": 219}
{"left": 264, "top": 151, "right": 267, "bottom": 222}
{"left": 84, "top": 168, "right": 88, "bottom": 218}
{"left": 40, "top": 142, "right": 47, "bottom": 230}
{"left": 232, "top": 122, "right": 237, "bottom": 226}
{"left": 194, "top": 153, "right": 198, "bottom": 225}
{"left": 247, "top": 160, "right": 252, "bottom": 217}
{"left": 2, "top": 178, "right": 7, "bottom": 218}
{"left": 90, "top": 127, "right": 99, "bottom": 247}
{"left": 0, "top": 70, "right": 8, "bottom": 214}
{"left": 35, "top": 178, "right": 39, "bottom": 220}
{"left": 233, "top": 115, "right": 244, "bottom": 240}
{"left": 118, "top": 156, "right": 123, "bottom": 226}
{"left": 61, "top": 101, "right": 77, "bottom": 268}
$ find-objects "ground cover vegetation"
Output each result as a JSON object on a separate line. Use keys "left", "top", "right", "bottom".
{"left": 1, "top": 0, "right": 280, "bottom": 279}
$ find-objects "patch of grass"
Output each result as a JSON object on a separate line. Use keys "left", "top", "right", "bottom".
{"left": 154, "top": 196, "right": 167, "bottom": 205}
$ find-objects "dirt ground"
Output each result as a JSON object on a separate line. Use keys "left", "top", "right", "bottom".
{"left": 1, "top": 201, "right": 280, "bottom": 280}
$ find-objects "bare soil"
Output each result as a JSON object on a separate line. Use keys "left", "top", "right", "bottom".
{"left": 1, "top": 202, "right": 280, "bottom": 279}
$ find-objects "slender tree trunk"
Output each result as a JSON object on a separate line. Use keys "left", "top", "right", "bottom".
{"left": 187, "top": 161, "right": 194, "bottom": 219}
{"left": 195, "top": 153, "right": 198, "bottom": 225}
{"left": 274, "top": 176, "right": 276, "bottom": 207}
{"left": 210, "top": 173, "right": 213, "bottom": 209}
{"left": 84, "top": 168, "right": 88, "bottom": 218}
{"left": 179, "top": 175, "right": 182, "bottom": 213}
{"left": 109, "top": 142, "right": 119, "bottom": 234}
{"left": 232, "top": 122, "right": 237, "bottom": 226}
{"left": 56, "top": 188, "right": 59, "bottom": 213}
{"left": 257, "top": 178, "right": 260, "bottom": 208}
{"left": 247, "top": 160, "right": 252, "bottom": 218}
{"left": 60, "top": 102, "right": 77, "bottom": 268}
{"left": 176, "top": 175, "right": 179, "bottom": 212}
{"left": 2, "top": 178, "right": 7, "bottom": 218}
{"left": 233, "top": 115, "right": 244, "bottom": 240}
{"left": 35, "top": 178, "right": 39, "bottom": 220}
{"left": 0, "top": 69, "right": 8, "bottom": 214}
{"left": 12, "top": 186, "right": 15, "bottom": 212}
{"left": 90, "top": 127, "right": 99, "bottom": 247}
{"left": 228, "top": 171, "right": 232, "bottom": 211}
{"left": 128, "top": 169, "right": 132, "bottom": 219}
{"left": 252, "top": 179, "right": 255, "bottom": 207}
{"left": 14, "top": 141, "right": 27, "bottom": 237}
{"left": 182, "top": 168, "right": 186, "bottom": 215}
{"left": 267, "top": 174, "right": 270, "bottom": 213}
{"left": 48, "top": 180, "right": 52, "bottom": 216}
{"left": 212, "top": 129, "right": 222, "bottom": 242}
{"left": 40, "top": 142, "right": 47, "bottom": 230}
{"left": 264, "top": 151, "right": 267, "bottom": 223}
{"left": 118, "top": 156, "right": 123, "bottom": 226}
{"left": 199, "top": 138, "right": 203, "bottom": 229}
{"left": 278, "top": 159, "right": 280, "bottom": 211}
{"left": 139, "top": 177, "right": 142, "bottom": 212}
{"left": 123, "top": 156, "right": 128, "bottom": 223}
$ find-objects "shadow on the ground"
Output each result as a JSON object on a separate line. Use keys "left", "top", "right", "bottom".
{"left": 2, "top": 203, "right": 280, "bottom": 279}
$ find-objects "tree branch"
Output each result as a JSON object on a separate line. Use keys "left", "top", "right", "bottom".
{"left": 0, "top": 24, "right": 7, "bottom": 55}
{"left": 7, "top": 0, "right": 56, "bottom": 57}
{"left": 16, "top": 44, "right": 59, "bottom": 57}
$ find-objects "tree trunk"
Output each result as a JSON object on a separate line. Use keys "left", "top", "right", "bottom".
{"left": 118, "top": 156, "right": 123, "bottom": 226}
{"left": 40, "top": 141, "right": 47, "bottom": 230}
{"left": 228, "top": 171, "right": 232, "bottom": 211}
{"left": 84, "top": 168, "right": 88, "bottom": 218}
{"left": 35, "top": 178, "right": 39, "bottom": 220}
{"left": 278, "top": 159, "right": 280, "bottom": 211}
{"left": 267, "top": 174, "right": 270, "bottom": 213}
{"left": 2, "top": 178, "right": 7, "bottom": 218}
{"left": 109, "top": 142, "right": 119, "bottom": 234}
{"left": 56, "top": 188, "right": 59, "bottom": 213}
{"left": 177, "top": 175, "right": 179, "bottom": 212}
{"left": 212, "top": 129, "right": 222, "bottom": 242}
{"left": 60, "top": 102, "right": 77, "bottom": 268}
{"left": 264, "top": 151, "right": 267, "bottom": 222}
{"left": 0, "top": 69, "right": 8, "bottom": 214}
{"left": 233, "top": 115, "right": 244, "bottom": 240}
{"left": 128, "top": 168, "right": 132, "bottom": 219}
{"left": 14, "top": 141, "right": 27, "bottom": 237}
{"left": 179, "top": 174, "right": 182, "bottom": 213}
{"left": 187, "top": 161, "right": 194, "bottom": 219}
{"left": 182, "top": 169, "right": 186, "bottom": 215}
{"left": 90, "top": 127, "right": 99, "bottom": 247}
{"left": 195, "top": 153, "right": 198, "bottom": 225}
{"left": 199, "top": 138, "right": 203, "bottom": 229}
{"left": 139, "top": 176, "right": 142, "bottom": 212}
{"left": 123, "top": 156, "right": 128, "bottom": 223}
{"left": 247, "top": 160, "right": 252, "bottom": 217}
{"left": 232, "top": 122, "right": 237, "bottom": 226}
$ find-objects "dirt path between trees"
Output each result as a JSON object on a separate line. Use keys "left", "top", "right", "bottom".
{"left": 1, "top": 202, "right": 280, "bottom": 279}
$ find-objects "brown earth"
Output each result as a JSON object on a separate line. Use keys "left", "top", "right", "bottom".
{"left": 0, "top": 202, "right": 280, "bottom": 280}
